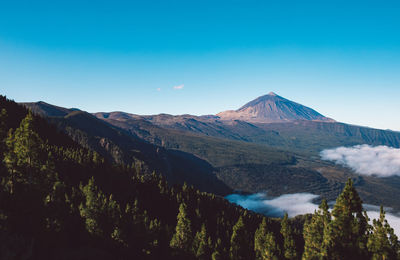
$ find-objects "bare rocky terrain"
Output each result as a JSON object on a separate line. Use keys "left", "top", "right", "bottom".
{"left": 217, "top": 92, "right": 335, "bottom": 123}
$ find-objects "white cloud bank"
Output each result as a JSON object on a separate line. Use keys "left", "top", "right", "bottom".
{"left": 226, "top": 192, "right": 400, "bottom": 236}
{"left": 226, "top": 193, "right": 319, "bottom": 218}
{"left": 173, "top": 84, "right": 184, "bottom": 90}
{"left": 320, "top": 145, "right": 400, "bottom": 177}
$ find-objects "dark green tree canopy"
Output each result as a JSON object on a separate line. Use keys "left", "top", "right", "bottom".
{"left": 230, "top": 216, "right": 251, "bottom": 260}
{"left": 281, "top": 213, "right": 297, "bottom": 260}
{"left": 367, "top": 206, "right": 400, "bottom": 260}
{"left": 302, "top": 199, "right": 331, "bottom": 260}
{"left": 255, "top": 218, "right": 281, "bottom": 260}
{"left": 329, "top": 179, "right": 369, "bottom": 259}
{"left": 170, "top": 202, "right": 193, "bottom": 252}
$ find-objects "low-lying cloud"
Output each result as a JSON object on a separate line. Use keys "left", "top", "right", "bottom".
{"left": 320, "top": 145, "right": 400, "bottom": 177}
{"left": 226, "top": 192, "right": 400, "bottom": 236}
{"left": 226, "top": 193, "right": 319, "bottom": 218}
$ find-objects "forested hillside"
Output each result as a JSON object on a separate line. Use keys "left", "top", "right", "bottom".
{"left": 1, "top": 96, "right": 399, "bottom": 259}
{"left": 23, "top": 101, "right": 231, "bottom": 195}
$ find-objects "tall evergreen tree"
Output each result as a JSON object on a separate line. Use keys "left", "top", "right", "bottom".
{"left": 254, "top": 218, "right": 280, "bottom": 260}
{"left": 281, "top": 213, "right": 297, "bottom": 260}
{"left": 79, "top": 177, "right": 121, "bottom": 238}
{"left": 0, "top": 108, "right": 8, "bottom": 181}
{"left": 0, "top": 108, "right": 7, "bottom": 155}
{"left": 254, "top": 218, "right": 268, "bottom": 259}
{"left": 329, "top": 179, "right": 369, "bottom": 259}
{"left": 170, "top": 202, "right": 193, "bottom": 252}
{"left": 302, "top": 199, "right": 331, "bottom": 260}
{"left": 367, "top": 206, "right": 400, "bottom": 259}
{"left": 193, "top": 223, "right": 211, "bottom": 259}
{"left": 3, "top": 112, "right": 45, "bottom": 193}
{"left": 212, "top": 250, "right": 222, "bottom": 260}
{"left": 230, "top": 216, "right": 249, "bottom": 260}
{"left": 212, "top": 238, "right": 224, "bottom": 260}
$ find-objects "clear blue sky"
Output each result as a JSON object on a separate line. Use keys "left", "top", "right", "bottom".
{"left": 1, "top": 0, "right": 400, "bottom": 130}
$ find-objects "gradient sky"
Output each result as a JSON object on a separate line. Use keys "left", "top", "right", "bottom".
{"left": 1, "top": 0, "right": 400, "bottom": 130}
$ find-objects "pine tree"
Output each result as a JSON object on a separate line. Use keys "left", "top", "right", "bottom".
{"left": 3, "top": 112, "right": 45, "bottom": 193}
{"left": 79, "top": 177, "right": 121, "bottom": 238}
{"left": 193, "top": 223, "right": 211, "bottom": 259}
{"left": 43, "top": 178, "right": 68, "bottom": 232}
{"left": 302, "top": 199, "right": 331, "bottom": 260}
{"left": 230, "top": 216, "right": 248, "bottom": 260}
{"left": 170, "top": 202, "right": 193, "bottom": 252}
{"left": 367, "top": 206, "right": 400, "bottom": 259}
{"left": 119, "top": 199, "right": 151, "bottom": 253}
{"left": 254, "top": 218, "right": 267, "bottom": 259}
{"left": 281, "top": 213, "right": 297, "bottom": 260}
{"left": 254, "top": 218, "right": 280, "bottom": 260}
{"left": 212, "top": 250, "right": 222, "bottom": 260}
{"left": 212, "top": 238, "right": 224, "bottom": 260}
{"left": 329, "top": 178, "right": 369, "bottom": 259}
{"left": 0, "top": 108, "right": 7, "bottom": 154}
{"left": 0, "top": 108, "right": 8, "bottom": 182}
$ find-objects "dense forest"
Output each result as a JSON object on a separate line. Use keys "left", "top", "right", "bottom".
{"left": 0, "top": 96, "right": 399, "bottom": 259}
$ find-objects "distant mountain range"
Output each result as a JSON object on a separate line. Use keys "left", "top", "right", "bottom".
{"left": 22, "top": 92, "right": 400, "bottom": 210}
{"left": 92, "top": 92, "right": 400, "bottom": 154}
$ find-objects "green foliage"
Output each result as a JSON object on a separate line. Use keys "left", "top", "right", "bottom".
{"left": 0, "top": 108, "right": 7, "bottom": 154}
{"left": 367, "top": 206, "right": 400, "bottom": 259}
{"left": 170, "top": 202, "right": 193, "bottom": 252}
{"left": 301, "top": 179, "right": 399, "bottom": 260}
{"left": 281, "top": 213, "right": 298, "bottom": 259}
{"left": 302, "top": 199, "right": 330, "bottom": 259}
{"left": 254, "top": 218, "right": 280, "bottom": 260}
{"left": 79, "top": 177, "right": 121, "bottom": 238}
{"left": 212, "top": 238, "right": 225, "bottom": 260}
{"left": 192, "top": 223, "right": 211, "bottom": 259}
{"left": 329, "top": 179, "right": 369, "bottom": 259}
{"left": 212, "top": 251, "right": 222, "bottom": 260}
{"left": 230, "top": 216, "right": 249, "bottom": 260}
{"left": 3, "top": 112, "right": 48, "bottom": 193}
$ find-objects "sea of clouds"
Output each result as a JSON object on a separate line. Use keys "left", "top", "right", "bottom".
{"left": 225, "top": 192, "right": 400, "bottom": 236}
{"left": 320, "top": 144, "right": 400, "bottom": 177}
{"left": 225, "top": 193, "right": 319, "bottom": 218}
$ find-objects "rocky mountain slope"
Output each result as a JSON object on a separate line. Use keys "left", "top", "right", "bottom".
{"left": 93, "top": 92, "right": 400, "bottom": 155}
{"left": 217, "top": 92, "right": 334, "bottom": 123}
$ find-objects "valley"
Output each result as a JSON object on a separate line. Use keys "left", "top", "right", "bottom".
{"left": 22, "top": 92, "right": 400, "bottom": 211}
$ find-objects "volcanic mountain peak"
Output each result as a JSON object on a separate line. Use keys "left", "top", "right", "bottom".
{"left": 238, "top": 92, "right": 285, "bottom": 111}
{"left": 217, "top": 92, "right": 335, "bottom": 123}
